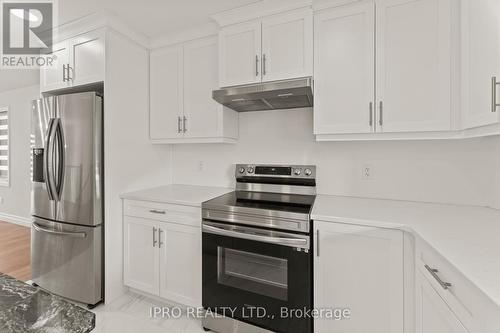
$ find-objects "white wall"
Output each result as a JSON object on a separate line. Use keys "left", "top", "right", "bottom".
{"left": 0, "top": 85, "right": 40, "bottom": 222}
{"left": 489, "top": 136, "right": 500, "bottom": 209}
{"left": 172, "top": 108, "right": 497, "bottom": 207}
{"left": 104, "top": 30, "right": 172, "bottom": 303}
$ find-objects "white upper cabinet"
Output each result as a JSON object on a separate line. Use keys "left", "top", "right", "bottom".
{"left": 40, "top": 29, "right": 105, "bottom": 93}
{"left": 314, "top": 0, "right": 454, "bottom": 139}
{"left": 314, "top": 2, "right": 375, "bottom": 134}
{"left": 376, "top": 0, "right": 451, "bottom": 133}
{"left": 70, "top": 30, "right": 105, "bottom": 87}
{"left": 150, "top": 45, "right": 184, "bottom": 140}
{"left": 218, "top": 8, "right": 313, "bottom": 87}
{"left": 40, "top": 40, "right": 71, "bottom": 92}
{"left": 183, "top": 37, "right": 223, "bottom": 139}
{"left": 314, "top": 221, "right": 404, "bottom": 333}
{"left": 461, "top": 0, "right": 500, "bottom": 129}
{"left": 150, "top": 36, "right": 238, "bottom": 143}
{"left": 415, "top": 271, "right": 470, "bottom": 333}
{"left": 219, "top": 21, "right": 262, "bottom": 87}
{"left": 261, "top": 9, "right": 313, "bottom": 82}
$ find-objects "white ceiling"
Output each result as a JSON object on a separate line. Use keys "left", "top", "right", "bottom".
{"left": 0, "top": 0, "right": 261, "bottom": 92}
{"left": 59, "top": 0, "right": 262, "bottom": 38}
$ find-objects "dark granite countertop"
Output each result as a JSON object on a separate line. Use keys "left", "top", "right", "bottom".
{"left": 0, "top": 273, "right": 95, "bottom": 333}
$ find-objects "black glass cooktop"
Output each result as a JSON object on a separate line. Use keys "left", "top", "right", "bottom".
{"left": 204, "top": 191, "right": 316, "bottom": 215}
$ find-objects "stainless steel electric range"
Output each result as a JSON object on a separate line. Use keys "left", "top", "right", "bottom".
{"left": 201, "top": 164, "right": 316, "bottom": 333}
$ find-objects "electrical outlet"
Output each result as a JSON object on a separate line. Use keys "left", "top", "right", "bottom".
{"left": 362, "top": 164, "right": 374, "bottom": 180}
{"left": 198, "top": 161, "right": 204, "bottom": 172}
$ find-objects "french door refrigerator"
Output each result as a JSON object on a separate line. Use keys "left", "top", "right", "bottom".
{"left": 31, "top": 92, "right": 103, "bottom": 306}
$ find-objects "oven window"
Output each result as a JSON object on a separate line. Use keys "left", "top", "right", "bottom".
{"left": 217, "top": 247, "right": 288, "bottom": 301}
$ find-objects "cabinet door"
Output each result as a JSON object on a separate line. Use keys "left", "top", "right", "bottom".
{"left": 183, "top": 36, "right": 222, "bottom": 139}
{"left": 314, "top": 221, "right": 403, "bottom": 333}
{"left": 219, "top": 20, "right": 262, "bottom": 87}
{"left": 261, "top": 9, "right": 313, "bottom": 82}
{"left": 415, "top": 271, "right": 470, "bottom": 333}
{"left": 40, "top": 40, "right": 70, "bottom": 92}
{"left": 69, "top": 30, "right": 105, "bottom": 86}
{"left": 314, "top": 2, "right": 375, "bottom": 135}
{"left": 461, "top": 0, "right": 500, "bottom": 128}
{"left": 150, "top": 45, "right": 184, "bottom": 140}
{"left": 376, "top": 0, "right": 451, "bottom": 132}
{"left": 159, "top": 223, "right": 201, "bottom": 307}
{"left": 123, "top": 216, "right": 159, "bottom": 296}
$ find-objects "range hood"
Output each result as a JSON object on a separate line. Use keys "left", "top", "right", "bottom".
{"left": 212, "top": 77, "right": 313, "bottom": 112}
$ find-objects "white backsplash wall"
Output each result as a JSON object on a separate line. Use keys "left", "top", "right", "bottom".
{"left": 490, "top": 136, "right": 500, "bottom": 209}
{"left": 172, "top": 108, "right": 497, "bottom": 207}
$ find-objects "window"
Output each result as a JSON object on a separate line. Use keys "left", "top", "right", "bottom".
{"left": 0, "top": 107, "right": 9, "bottom": 186}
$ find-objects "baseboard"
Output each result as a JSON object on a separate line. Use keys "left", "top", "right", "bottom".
{"left": 0, "top": 212, "right": 31, "bottom": 227}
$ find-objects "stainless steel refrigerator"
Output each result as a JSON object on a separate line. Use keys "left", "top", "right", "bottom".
{"left": 31, "top": 92, "right": 103, "bottom": 307}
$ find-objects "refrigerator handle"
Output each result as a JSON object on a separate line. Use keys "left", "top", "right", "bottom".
{"left": 54, "top": 119, "right": 65, "bottom": 199}
{"left": 33, "top": 222, "right": 87, "bottom": 238}
{"left": 44, "top": 118, "right": 56, "bottom": 201}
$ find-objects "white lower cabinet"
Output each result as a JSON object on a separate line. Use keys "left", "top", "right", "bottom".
{"left": 123, "top": 200, "right": 202, "bottom": 307}
{"left": 123, "top": 216, "right": 160, "bottom": 296}
{"left": 313, "top": 221, "right": 404, "bottom": 333}
{"left": 159, "top": 222, "right": 201, "bottom": 307}
{"left": 415, "top": 270, "right": 469, "bottom": 333}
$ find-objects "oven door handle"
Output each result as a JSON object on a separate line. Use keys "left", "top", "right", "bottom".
{"left": 203, "top": 224, "right": 308, "bottom": 248}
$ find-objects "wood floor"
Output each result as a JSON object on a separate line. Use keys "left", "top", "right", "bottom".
{"left": 0, "top": 221, "right": 31, "bottom": 281}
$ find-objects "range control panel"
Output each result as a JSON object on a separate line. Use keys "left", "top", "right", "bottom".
{"left": 235, "top": 164, "right": 316, "bottom": 179}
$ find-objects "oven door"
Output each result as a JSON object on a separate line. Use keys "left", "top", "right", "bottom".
{"left": 202, "top": 221, "right": 312, "bottom": 333}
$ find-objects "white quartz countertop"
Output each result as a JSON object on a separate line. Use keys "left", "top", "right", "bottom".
{"left": 312, "top": 195, "right": 500, "bottom": 309}
{"left": 120, "top": 184, "right": 232, "bottom": 207}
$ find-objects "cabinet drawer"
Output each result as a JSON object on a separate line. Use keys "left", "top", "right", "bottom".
{"left": 123, "top": 200, "right": 200, "bottom": 227}
{"left": 415, "top": 239, "right": 475, "bottom": 329}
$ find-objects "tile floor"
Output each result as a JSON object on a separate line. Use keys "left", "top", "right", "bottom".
{"left": 92, "top": 293, "right": 206, "bottom": 333}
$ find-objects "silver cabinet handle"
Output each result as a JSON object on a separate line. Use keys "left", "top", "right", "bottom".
{"left": 379, "top": 101, "right": 384, "bottom": 126}
{"left": 67, "top": 64, "right": 73, "bottom": 81}
{"left": 177, "top": 116, "right": 182, "bottom": 133}
{"left": 33, "top": 222, "right": 87, "bottom": 238}
{"left": 316, "top": 229, "right": 320, "bottom": 257}
{"left": 369, "top": 102, "right": 374, "bottom": 127}
{"left": 492, "top": 77, "right": 499, "bottom": 112}
{"left": 424, "top": 265, "right": 452, "bottom": 290}
{"left": 62, "top": 64, "right": 67, "bottom": 82}
{"left": 255, "top": 55, "right": 259, "bottom": 77}
{"left": 158, "top": 229, "right": 163, "bottom": 248}
{"left": 263, "top": 54, "right": 267, "bottom": 76}
{"left": 149, "top": 209, "right": 165, "bottom": 215}
{"left": 153, "top": 227, "right": 158, "bottom": 247}
{"left": 183, "top": 116, "right": 187, "bottom": 133}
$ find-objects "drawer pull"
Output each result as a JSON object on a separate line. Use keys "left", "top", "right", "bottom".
{"left": 149, "top": 209, "right": 166, "bottom": 215}
{"left": 425, "top": 264, "right": 452, "bottom": 290}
